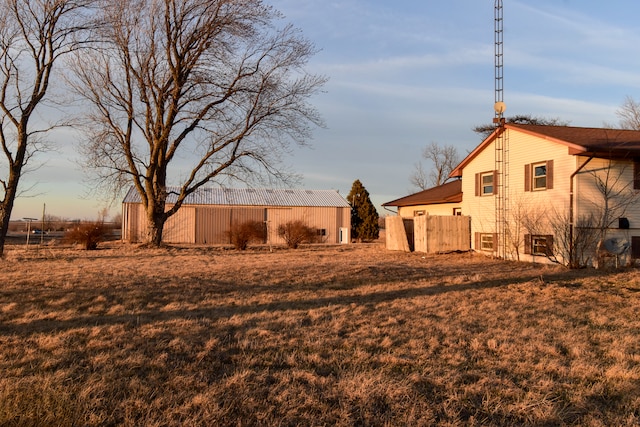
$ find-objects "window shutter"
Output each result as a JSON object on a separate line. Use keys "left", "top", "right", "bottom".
{"left": 475, "top": 173, "right": 480, "bottom": 196}
{"left": 632, "top": 236, "right": 640, "bottom": 259}
{"left": 524, "top": 164, "right": 531, "bottom": 191}
{"left": 492, "top": 233, "right": 498, "bottom": 251}
{"left": 474, "top": 232, "right": 480, "bottom": 250}
{"left": 634, "top": 162, "right": 640, "bottom": 190}
{"left": 493, "top": 170, "right": 498, "bottom": 195}
{"left": 546, "top": 160, "right": 554, "bottom": 189}
{"left": 524, "top": 234, "right": 531, "bottom": 254}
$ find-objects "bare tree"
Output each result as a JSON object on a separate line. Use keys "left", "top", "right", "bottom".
{"left": 409, "top": 142, "right": 459, "bottom": 190}
{"left": 0, "top": 0, "right": 92, "bottom": 256}
{"left": 70, "top": 0, "right": 326, "bottom": 246}
{"left": 548, "top": 208, "right": 599, "bottom": 268}
{"left": 616, "top": 96, "right": 640, "bottom": 130}
{"left": 588, "top": 160, "right": 640, "bottom": 233}
{"left": 549, "top": 159, "right": 640, "bottom": 268}
{"left": 503, "top": 196, "right": 545, "bottom": 261}
{"left": 409, "top": 162, "right": 428, "bottom": 191}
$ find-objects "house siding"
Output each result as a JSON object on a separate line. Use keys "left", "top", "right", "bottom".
{"left": 461, "top": 128, "right": 573, "bottom": 260}
{"left": 575, "top": 157, "right": 640, "bottom": 229}
{"left": 397, "top": 204, "right": 461, "bottom": 218}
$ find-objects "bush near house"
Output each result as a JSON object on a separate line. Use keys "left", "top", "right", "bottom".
{"left": 277, "top": 220, "right": 317, "bottom": 249}
{"left": 64, "top": 221, "right": 108, "bottom": 250}
{"left": 227, "top": 220, "right": 266, "bottom": 250}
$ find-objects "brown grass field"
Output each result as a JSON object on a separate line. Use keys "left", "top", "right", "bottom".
{"left": 0, "top": 241, "right": 639, "bottom": 426}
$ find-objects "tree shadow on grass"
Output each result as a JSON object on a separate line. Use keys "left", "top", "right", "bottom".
{"left": 0, "top": 263, "right": 619, "bottom": 338}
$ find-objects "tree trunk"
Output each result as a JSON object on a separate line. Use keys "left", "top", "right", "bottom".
{"left": 0, "top": 200, "right": 14, "bottom": 258}
{"left": 145, "top": 199, "right": 167, "bottom": 246}
{"left": 0, "top": 160, "right": 24, "bottom": 257}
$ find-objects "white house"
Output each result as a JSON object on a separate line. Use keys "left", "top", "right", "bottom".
{"left": 385, "top": 124, "right": 640, "bottom": 266}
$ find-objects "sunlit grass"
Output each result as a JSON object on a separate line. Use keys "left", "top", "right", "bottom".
{"left": 0, "top": 242, "right": 639, "bottom": 425}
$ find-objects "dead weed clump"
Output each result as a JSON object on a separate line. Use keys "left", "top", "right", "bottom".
{"left": 0, "top": 243, "right": 639, "bottom": 425}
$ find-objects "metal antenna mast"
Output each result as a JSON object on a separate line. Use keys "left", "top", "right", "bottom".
{"left": 494, "top": 0, "right": 504, "bottom": 111}
{"left": 493, "top": 0, "right": 508, "bottom": 258}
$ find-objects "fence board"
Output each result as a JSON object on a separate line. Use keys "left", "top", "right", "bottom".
{"left": 385, "top": 216, "right": 411, "bottom": 252}
{"left": 414, "top": 215, "right": 470, "bottom": 253}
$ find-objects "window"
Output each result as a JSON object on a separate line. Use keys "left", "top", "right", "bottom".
{"left": 476, "top": 171, "right": 498, "bottom": 196}
{"left": 525, "top": 160, "right": 553, "bottom": 191}
{"left": 475, "top": 232, "right": 497, "bottom": 251}
{"left": 481, "top": 173, "right": 494, "bottom": 195}
{"left": 453, "top": 207, "right": 462, "bottom": 216}
{"left": 480, "top": 234, "right": 494, "bottom": 250}
{"left": 414, "top": 210, "right": 426, "bottom": 216}
{"left": 532, "top": 162, "right": 546, "bottom": 190}
{"left": 475, "top": 171, "right": 497, "bottom": 196}
{"left": 316, "top": 229, "right": 326, "bottom": 236}
{"left": 524, "top": 234, "right": 554, "bottom": 256}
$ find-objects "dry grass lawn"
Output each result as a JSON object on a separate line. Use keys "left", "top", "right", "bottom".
{"left": 0, "top": 242, "right": 639, "bottom": 426}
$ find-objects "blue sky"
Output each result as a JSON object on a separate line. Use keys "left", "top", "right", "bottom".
{"left": 10, "top": 0, "right": 640, "bottom": 220}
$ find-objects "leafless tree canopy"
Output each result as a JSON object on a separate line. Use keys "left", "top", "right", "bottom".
{"left": 69, "top": 0, "right": 327, "bottom": 244}
{"left": 0, "top": 0, "right": 93, "bottom": 256}
{"left": 409, "top": 142, "right": 459, "bottom": 190}
{"left": 616, "top": 96, "right": 640, "bottom": 130}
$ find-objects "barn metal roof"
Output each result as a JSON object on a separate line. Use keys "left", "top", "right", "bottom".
{"left": 123, "top": 186, "right": 351, "bottom": 208}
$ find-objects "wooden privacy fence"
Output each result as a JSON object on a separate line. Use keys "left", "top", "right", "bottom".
{"left": 386, "top": 215, "right": 471, "bottom": 253}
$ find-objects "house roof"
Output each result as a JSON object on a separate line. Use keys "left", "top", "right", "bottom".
{"left": 450, "top": 124, "right": 640, "bottom": 178}
{"left": 382, "top": 179, "right": 462, "bottom": 207}
{"left": 123, "top": 186, "right": 351, "bottom": 208}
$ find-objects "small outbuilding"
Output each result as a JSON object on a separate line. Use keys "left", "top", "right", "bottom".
{"left": 122, "top": 187, "right": 351, "bottom": 245}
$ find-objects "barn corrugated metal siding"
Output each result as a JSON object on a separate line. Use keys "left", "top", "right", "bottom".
{"left": 122, "top": 186, "right": 351, "bottom": 245}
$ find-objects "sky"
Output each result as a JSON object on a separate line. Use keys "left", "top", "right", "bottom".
{"left": 9, "top": 0, "right": 640, "bottom": 221}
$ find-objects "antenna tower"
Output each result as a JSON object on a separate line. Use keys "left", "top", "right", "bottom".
{"left": 494, "top": 0, "right": 508, "bottom": 258}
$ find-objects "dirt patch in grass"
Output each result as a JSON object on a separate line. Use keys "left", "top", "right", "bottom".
{"left": 1, "top": 242, "right": 639, "bottom": 425}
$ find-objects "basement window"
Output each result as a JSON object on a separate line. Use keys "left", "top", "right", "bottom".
{"left": 525, "top": 234, "right": 554, "bottom": 256}
{"left": 316, "top": 229, "right": 326, "bottom": 236}
{"left": 480, "top": 234, "right": 494, "bottom": 251}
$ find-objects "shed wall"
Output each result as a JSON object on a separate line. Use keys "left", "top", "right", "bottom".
{"left": 122, "top": 203, "right": 350, "bottom": 245}
{"left": 163, "top": 207, "right": 196, "bottom": 243}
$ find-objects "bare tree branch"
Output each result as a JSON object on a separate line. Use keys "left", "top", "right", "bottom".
{"left": 616, "top": 96, "right": 640, "bottom": 130}
{"left": 409, "top": 142, "right": 460, "bottom": 190}
{"left": 0, "top": 0, "right": 94, "bottom": 256}
{"left": 71, "top": 0, "right": 326, "bottom": 245}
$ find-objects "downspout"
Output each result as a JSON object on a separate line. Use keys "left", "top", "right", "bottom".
{"left": 383, "top": 206, "right": 398, "bottom": 215}
{"left": 569, "top": 155, "right": 595, "bottom": 264}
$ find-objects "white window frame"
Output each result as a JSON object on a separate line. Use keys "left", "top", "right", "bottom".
{"left": 480, "top": 233, "right": 494, "bottom": 251}
{"left": 532, "top": 162, "right": 547, "bottom": 190}
{"left": 481, "top": 172, "right": 494, "bottom": 196}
